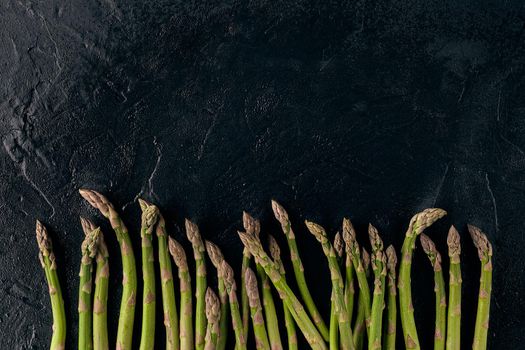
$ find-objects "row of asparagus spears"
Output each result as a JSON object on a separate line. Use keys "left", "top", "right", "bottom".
{"left": 35, "top": 189, "right": 493, "bottom": 350}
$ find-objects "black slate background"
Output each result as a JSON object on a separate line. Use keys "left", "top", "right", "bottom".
{"left": 1, "top": 0, "right": 524, "bottom": 348}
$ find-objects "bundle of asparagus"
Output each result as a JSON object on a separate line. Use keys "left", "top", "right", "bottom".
{"left": 34, "top": 191, "right": 493, "bottom": 350}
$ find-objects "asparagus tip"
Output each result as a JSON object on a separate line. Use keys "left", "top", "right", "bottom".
{"left": 78, "top": 189, "right": 112, "bottom": 217}
{"left": 271, "top": 199, "right": 289, "bottom": 225}
{"left": 368, "top": 223, "right": 384, "bottom": 251}
{"left": 205, "top": 287, "right": 221, "bottom": 323}
{"left": 447, "top": 225, "right": 461, "bottom": 258}
{"left": 242, "top": 211, "right": 260, "bottom": 237}
{"left": 168, "top": 237, "right": 188, "bottom": 268}
{"left": 268, "top": 234, "right": 285, "bottom": 273}
{"left": 82, "top": 227, "right": 101, "bottom": 259}
{"left": 140, "top": 201, "right": 159, "bottom": 229}
{"left": 220, "top": 260, "right": 235, "bottom": 292}
{"left": 420, "top": 233, "right": 442, "bottom": 270}
{"left": 244, "top": 267, "right": 259, "bottom": 307}
{"left": 467, "top": 224, "right": 493, "bottom": 260}
{"left": 386, "top": 245, "right": 397, "bottom": 272}
{"left": 408, "top": 208, "right": 447, "bottom": 236}
{"left": 185, "top": 219, "right": 204, "bottom": 249}
{"left": 342, "top": 217, "right": 359, "bottom": 255}
{"left": 362, "top": 248, "right": 370, "bottom": 271}
{"left": 334, "top": 231, "right": 344, "bottom": 258}
{"left": 79, "top": 216, "right": 96, "bottom": 236}
{"left": 205, "top": 240, "right": 224, "bottom": 268}
{"left": 304, "top": 220, "right": 327, "bottom": 243}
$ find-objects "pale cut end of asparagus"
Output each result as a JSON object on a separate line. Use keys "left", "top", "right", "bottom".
{"left": 268, "top": 234, "right": 285, "bottom": 274}
{"left": 205, "top": 288, "right": 221, "bottom": 324}
{"left": 243, "top": 211, "right": 261, "bottom": 237}
{"left": 386, "top": 245, "right": 397, "bottom": 274}
{"left": 205, "top": 240, "right": 225, "bottom": 269}
{"left": 245, "top": 267, "right": 260, "bottom": 308}
{"left": 271, "top": 200, "right": 289, "bottom": 226}
{"left": 334, "top": 231, "right": 344, "bottom": 258}
{"left": 168, "top": 237, "right": 188, "bottom": 269}
{"left": 467, "top": 225, "right": 493, "bottom": 261}
{"left": 80, "top": 216, "right": 96, "bottom": 236}
{"left": 447, "top": 225, "right": 461, "bottom": 263}
{"left": 420, "top": 233, "right": 442, "bottom": 271}
{"left": 407, "top": 208, "right": 447, "bottom": 238}
{"left": 304, "top": 220, "right": 328, "bottom": 244}
{"left": 36, "top": 220, "right": 56, "bottom": 269}
{"left": 185, "top": 219, "right": 205, "bottom": 252}
{"left": 342, "top": 217, "right": 359, "bottom": 256}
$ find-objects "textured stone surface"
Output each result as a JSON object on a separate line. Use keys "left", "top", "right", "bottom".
{"left": 1, "top": 0, "right": 523, "bottom": 348}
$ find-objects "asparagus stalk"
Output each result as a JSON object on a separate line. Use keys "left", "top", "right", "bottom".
{"left": 244, "top": 212, "right": 283, "bottom": 350}
{"left": 238, "top": 230, "right": 328, "bottom": 350}
{"left": 155, "top": 211, "right": 179, "bottom": 350}
{"left": 352, "top": 249, "right": 370, "bottom": 350}
{"left": 138, "top": 199, "right": 159, "bottom": 350}
{"left": 36, "top": 220, "right": 66, "bottom": 350}
{"left": 185, "top": 219, "right": 208, "bottom": 350}
{"left": 79, "top": 189, "right": 137, "bottom": 350}
{"left": 331, "top": 232, "right": 344, "bottom": 350}
{"left": 305, "top": 221, "right": 354, "bottom": 350}
{"left": 205, "top": 288, "right": 221, "bottom": 350}
{"left": 241, "top": 248, "right": 251, "bottom": 340}
{"left": 87, "top": 221, "right": 110, "bottom": 350}
{"left": 368, "top": 224, "right": 386, "bottom": 350}
{"left": 342, "top": 218, "right": 371, "bottom": 336}
{"left": 169, "top": 237, "right": 194, "bottom": 350}
{"left": 78, "top": 222, "right": 101, "bottom": 350}
{"left": 220, "top": 260, "right": 247, "bottom": 350}
{"left": 398, "top": 208, "right": 447, "bottom": 349}
{"left": 467, "top": 225, "right": 493, "bottom": 350}
{"left": 246, "top": 267, "right": 271, "bottom": 350}
{"left": 384, "top": 246, "right": 397, "bottom": 350}
{"left": 446, "top": 226, "right": 462, "bottom": 350}
{"left": 271, "top": 200, "right": 329, "bottom": 341}
{"left": 420, "top": 234, "right": 446, "bottom": 350}
{"left": 268, "top": 235, "right": 298, "bottom": 350}
{"left": 205, "top": 241, "right": 229, "bottom": 350}
{"left": 344, "top": 239, "right": 355, "bottom": 331}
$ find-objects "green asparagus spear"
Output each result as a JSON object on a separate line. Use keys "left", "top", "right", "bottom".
{"left": 246, "top": 267, "right": 271, "bottom": 350}
{"left": 155, "top": 212, "right": 179, "bottom": 350}
{"left": 446, "top": 226, "right": 461, "bottom": 350}
{"left": 368, "top": 224, "right": 386, "bottom": 350}
{"left": 238, "top": 230, "right": 328, "bottom": 350}
{"left": 185, "top": 219, "right": 207, "bottom": 350}
{"left": 78, "top": 222, "right": 101, "bottom": 350}
{"left": 79, "top": 189, "right": 137, "bottom": 350}
{"left": 305, "top": 221, "right": 354, "bottom": 350}
{"left": 82, "top": 217, "right": 110, "bottom": 350}
{"left": 244, "top": 212, "right": 282, "bottom": 350}
{"left": 344, "top": 239, "right": 355, "bottom": 332}
{"left": 36, "top": 220, "right": 66, "bottom": 350}
{"left": 268, "top": 235, "right": 298, "bottom": 350}
{"left": 343, "top": 218, "right": 371, "bottom": 337}
{"left": 272, "top": 201, "right": 329, "bottom": 341}
{"left": 221, "top": 260, "right": 247, "bottom": 350}
{"left": 331, "top": 232, "right": 344, "bottom": 350}
{"left": 384, "top": 246, "right": 397, "bottom": 350}
{"left": 398, "top": 208, "right": 446, "bottom": 349}
{"left": 205, "top": 288, "right": 221, "bottom": 350}
{"left": 138, "top": 199, "right": 159, "bottom": 350}
{"left": 169, "top": 237, "right": 194, "bottom": 350}
{"left": 205, "top": 241, "right": 229, "bottom": 350}
{"left": 352, "top": 249, "right": 370, "bottom": 350}
{"left": 420, "top": 234, "right": 446, "bottom": 350}
{"left": 467, "top": 225, "right": 492, "bottom": 350}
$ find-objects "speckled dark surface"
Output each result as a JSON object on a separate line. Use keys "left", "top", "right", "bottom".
{"left": 1, "top": 0, "right": 524, "bottom": 348}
